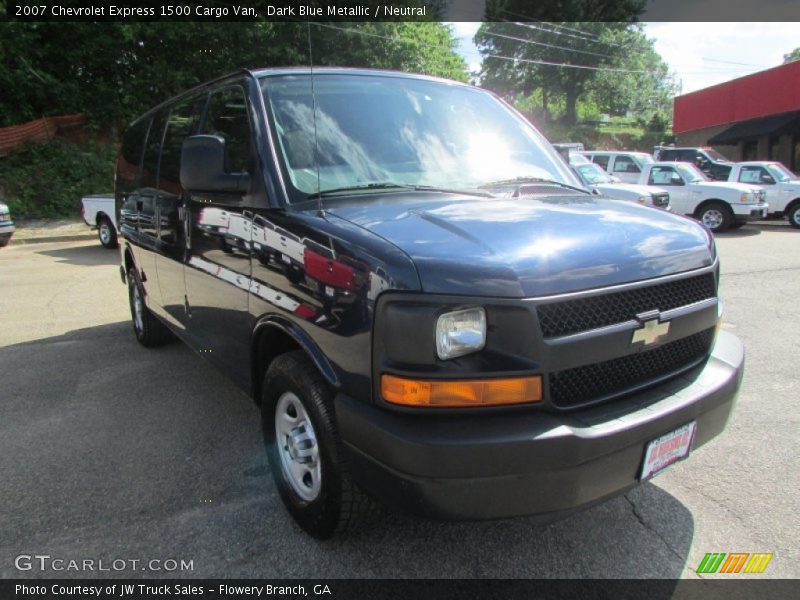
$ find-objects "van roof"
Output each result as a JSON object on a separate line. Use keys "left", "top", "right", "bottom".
{"left": 126, "top": 67, "right": 471, "bottom": 128}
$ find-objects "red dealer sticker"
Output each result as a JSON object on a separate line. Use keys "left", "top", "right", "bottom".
{"left": 640, "top": 421, "right": 697, "bottom": 480}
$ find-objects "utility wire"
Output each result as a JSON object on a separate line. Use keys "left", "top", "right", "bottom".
{"left": 311, "top": 22, "right": 656, "bottom": 75}
{"left": 484, "top": 29, "right": 616, "bottom": 59}
{"left": 701, "top": 57, "right": 771, "bottom": 68}
{"left": 485, "top": 53, "right": 650, "bottom": 74}
{"left": 500, "top": 11, "right": 627, "bottom": 47}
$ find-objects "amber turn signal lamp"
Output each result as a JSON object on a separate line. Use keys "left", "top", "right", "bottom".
{"left": 381, "top": 374, "right": 542, "bottom": 408}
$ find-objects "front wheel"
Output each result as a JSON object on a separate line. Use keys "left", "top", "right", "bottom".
{"left": 788, "top": 203, "right": 800, "bottom": 229}
{"left": 697, "top": 202, "right": 733, "bottom": 233}
{"left": 127, "top": 267, "right": 172, "bottom": 347}
{"left": 262, "top": 351, "right": 375, "bottom": 539}
{"left": 98, "top": 216, "right": 118, "bottom": 249}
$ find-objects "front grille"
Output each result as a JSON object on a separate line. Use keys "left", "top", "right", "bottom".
{"left": 549, "top": 328, "right": 714, "bottom": 409}
{"left": 537, "top": 273, "right": 716, "bottom": 338}
{"left": 652, "top": 193, "right": 669, "bottom": 208}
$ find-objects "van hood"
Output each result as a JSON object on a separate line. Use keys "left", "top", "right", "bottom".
{"left": 594, "top": 182, "right": 663, "bottom": 200}
{"left": 327, "top": 193, "right": 714, "bottom": 298}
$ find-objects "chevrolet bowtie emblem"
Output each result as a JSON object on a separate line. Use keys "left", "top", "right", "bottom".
{"left": 631, "top": 318, "right": 670, "bottom": 346}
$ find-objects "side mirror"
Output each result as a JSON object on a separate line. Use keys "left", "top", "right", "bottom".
{"left": 180, "top": 135, "right": 250, "bottom": 194}
{"left": 761, "top": 175, "right": 776, "bottom": 185}
{"left": 670, "top": 175, "right": 685, "bottom": 186}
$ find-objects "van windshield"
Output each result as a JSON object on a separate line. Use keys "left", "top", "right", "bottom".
{"left": 260, "top": 73, "right": 579, "bottom": 203}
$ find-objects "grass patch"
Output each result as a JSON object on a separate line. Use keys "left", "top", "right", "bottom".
{"left": 0, "top": 138, "right": 117, "bottom": 219}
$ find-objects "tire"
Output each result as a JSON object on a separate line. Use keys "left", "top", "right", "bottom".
{"left": 98, "top": 216, "right": 118, "bottom": 249}
{"left": 788, "top": 203, "right": 800, "bottom": 229}
{"left": 262, "top": 351, "right": 375, "bottom": 539}
{"left": 127, "top": 267, "right": 172, "bottom": 347}
{"left": 697, "top": 202, "right": 733, "bottom": 233}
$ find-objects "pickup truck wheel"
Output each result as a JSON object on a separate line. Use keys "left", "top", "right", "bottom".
{"left": 98, "top": 216, "right": 118, "bottom": 248}
{"left": 697, "top": 202, "right": 732, "bottom": 233}
{"left": 127, "top": 268, "right": 172, "bottom": 347}
{"left": 788, "top": 203, "right": 800, "bottom": 229}
{"left": 262, "top": 351, "right": 375, "bottom": 539}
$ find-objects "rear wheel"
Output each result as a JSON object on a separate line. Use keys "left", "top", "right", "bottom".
{"left": 697, "top": 202, "right": 733, "bottom": 233}
{"left": 127, "top": 267, "right": 172, "bottom": 347}
{"left": 262, "top": 351, "right": 375, "bottom": 539}
{"left": 98, "top": 216, "right": 118, "bottom": 248}
{"left": 788, "top": 203, "right": 800, "bottom": 229}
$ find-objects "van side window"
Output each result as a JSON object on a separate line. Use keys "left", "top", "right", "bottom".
{"left": 142, "top": 112, "right": 167, "bottom": 188}
{"left": 121, "top": 119, "right": 150, "bottom": 177}
{"left": 160, "top": 96, "right": 207, "bottom": 188}
{"left": 592, "top": 155, "right": 609, "bottom": 169}
{"left": 203, "top": 87, "right": 252, "bottom": 174}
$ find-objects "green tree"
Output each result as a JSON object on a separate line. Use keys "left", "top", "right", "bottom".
{"left": 0, "top": 22, "right": 467, "bottom": 128}
{"left": 475, "top": 0, "right": 647, "bottom": 124}
{"left": 784, "top": 47, "right": 800, "bottom": 63}
{"left": 584, "top": 25, "right": 677, "bottom": 128}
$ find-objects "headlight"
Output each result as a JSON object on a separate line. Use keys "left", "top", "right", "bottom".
{"left": 740, "top": 193, "right": 751, "bottom": 203}
{"left": 436, "top": 307, "right": 486, "bottom": 360}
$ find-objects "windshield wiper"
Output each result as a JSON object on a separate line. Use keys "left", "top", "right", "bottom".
{"left": 308, "top": 182, "right": 494, "bottom": 199}
{"left": 308, "top": 182, "right": 413, "bottom": 198}
{"left": 479, "top": 176, "right": 590, "bottom": 195}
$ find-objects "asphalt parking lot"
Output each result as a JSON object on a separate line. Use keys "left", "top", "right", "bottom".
{"left": 1, "top": 222, "right": 798, "bottom": 580}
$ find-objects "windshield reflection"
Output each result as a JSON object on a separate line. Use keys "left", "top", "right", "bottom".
{"left": 676, "top": 164, "right": 707, "bottom": 183}
{"left": 261, "top": 73, "right": 580, "bottom": 202}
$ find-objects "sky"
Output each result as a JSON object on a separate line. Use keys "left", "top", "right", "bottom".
{"left": 449, "top": 22, "right": 800, "bottom": 96}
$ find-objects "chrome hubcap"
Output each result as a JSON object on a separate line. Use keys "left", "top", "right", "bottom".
{"left": 99, "top": 224, "right": 111, "bottom": 244}
{"left": 133, "top": 285, "right": 144, "bottom": 333}
{"left": 792, "top": 209, "right": 800, "bottom": 226}
{"left": 702, "top": 209, "right": 724, "bottom": 230}
{"left": 275, "top": 392, "right": 321, "bottom": 501}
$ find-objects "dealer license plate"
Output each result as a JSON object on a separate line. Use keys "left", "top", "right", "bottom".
{"left": 640, "top": 421, "right": 696, "bottom": 480}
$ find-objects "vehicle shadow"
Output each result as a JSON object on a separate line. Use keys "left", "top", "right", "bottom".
{"left": 748, "top": 221, "right": 798, "bottom": 233}
{"left": 35, "top": 243, "right": 118, "bottom": 266}
{"left": 0, "top": 322, "right": 693, "bottom": 583}
{"left": 714, "top": 226, "right": 761, "bottom": 238}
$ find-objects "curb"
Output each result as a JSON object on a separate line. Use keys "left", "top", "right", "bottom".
{"left": 10, "top": 233, "right": 98, "bottom": 246}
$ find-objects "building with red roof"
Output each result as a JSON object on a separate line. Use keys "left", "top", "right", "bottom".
{"left": 673, "top": 59, "right": 800, "bottom": 172}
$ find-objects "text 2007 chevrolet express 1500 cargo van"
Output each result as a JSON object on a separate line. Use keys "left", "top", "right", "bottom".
{"left": 116, "top": 69, "right": 744, "bottom": 539}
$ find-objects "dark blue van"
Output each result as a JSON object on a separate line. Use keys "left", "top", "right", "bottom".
{"left": 116, "top": 68, "right": 744, "bottom": 538}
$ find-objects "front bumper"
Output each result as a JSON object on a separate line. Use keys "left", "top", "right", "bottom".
{"left": 337, "top": 330, "right": 743, "bottom": 520}
{"left": 731, "top": 202, "right": 768, "bottom": 221}
{"left": 0, "top": 221, "right": 15, "bottom": 245}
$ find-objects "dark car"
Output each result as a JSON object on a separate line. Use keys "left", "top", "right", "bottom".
{"left": 656, "top": 146, "right": 733, "bottom": 181}
{"left": 116, "top": 68, "right": 744, "bottom": 539}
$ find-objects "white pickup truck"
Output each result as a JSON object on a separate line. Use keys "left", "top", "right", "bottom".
{"left": 726, "top": 162, "right": 800, "bottom": 228}
{"left": 80, "top": 193, "right": 117, "bottom": 248}
{"left": 639, "top": 162, "right": 768, "bottom": 232}
{"left": 570, "top": 160, "right": 670, "bottom": 209}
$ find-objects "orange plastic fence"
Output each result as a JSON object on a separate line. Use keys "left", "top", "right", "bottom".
{"left": 0, "top": 114, "right": 85, "bottom": 156}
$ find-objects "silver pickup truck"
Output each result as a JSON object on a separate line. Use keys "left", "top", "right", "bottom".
{"left": 81, "top": 193, "right": 117, "bottom": 248}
